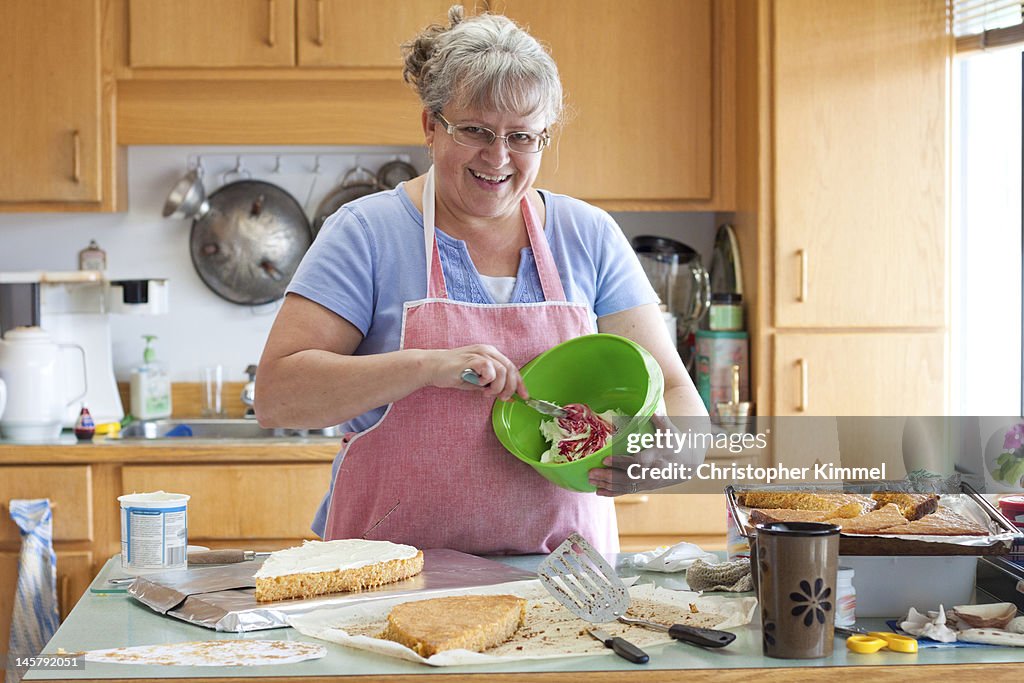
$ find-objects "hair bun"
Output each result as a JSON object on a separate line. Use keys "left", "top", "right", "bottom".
{"left": 401, "top": 5, "right": 466, "bottom": 87}
{"left": 447, "top": 4, "right": 465, "bottom": 28}
{"left": 401, "top": 4, "right": 563, "bottom": 128}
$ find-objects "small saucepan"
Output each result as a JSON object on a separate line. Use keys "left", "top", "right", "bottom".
{"left": 375, "top": 159, "right": 418, "bottom": 189}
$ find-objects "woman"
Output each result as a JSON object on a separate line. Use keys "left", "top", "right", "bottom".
{"left": 255, "top": 6, "right": 707, "bottom": 554}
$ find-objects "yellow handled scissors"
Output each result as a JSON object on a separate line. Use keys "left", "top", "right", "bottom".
{"left": 846, "top": 631, "right": 918, "bottom": 654}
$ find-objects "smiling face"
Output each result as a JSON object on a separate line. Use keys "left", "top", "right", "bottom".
{"left": 423, "top": 103, "right": 547, "bottom": 227}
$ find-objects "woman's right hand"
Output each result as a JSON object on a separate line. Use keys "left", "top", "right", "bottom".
{"left": 425, "top": 345, "right": 526, "bottom": 401}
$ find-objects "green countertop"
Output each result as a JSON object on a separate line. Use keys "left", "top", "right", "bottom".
{"left": 23, "top": 556, "right": 1024, "bottom": 682}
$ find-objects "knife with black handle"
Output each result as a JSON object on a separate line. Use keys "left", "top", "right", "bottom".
{"left": 588, "top": 628, "right": 649, "bottom": 664}
{"left": 617, "top": 616, "right": 735, "bottom": 648}
{"left": 186, "top": 549, "right": 269, "bottom": 565}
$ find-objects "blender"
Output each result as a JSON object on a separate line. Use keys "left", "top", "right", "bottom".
{"left": 631, "top": 236, "right": 711, "bottom": 371}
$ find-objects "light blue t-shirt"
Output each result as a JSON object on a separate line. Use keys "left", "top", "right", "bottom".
{"left": 286, "top": 184, "right": 657, "bottom": 536}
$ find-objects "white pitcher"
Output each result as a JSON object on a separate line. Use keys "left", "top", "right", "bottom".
{"left": 0, "top": 326, "right": 86, "bottom": 442}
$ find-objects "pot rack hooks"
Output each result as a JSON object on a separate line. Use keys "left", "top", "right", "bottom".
{"left": 189, "top": 155, "right": 206, "bottom": 180}
{"left": 221, "top": 156, "right": 252, "bottom": 185}
{"left": 303, "top": 155, "right": 323, "bottom": 214}
{"left": 182, "top": 151, "right": 418, "bottom": 178}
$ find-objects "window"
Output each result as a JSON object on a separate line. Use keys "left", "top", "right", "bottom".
{"left": 952, "top": 46, "right": 1023, "bottom": 414}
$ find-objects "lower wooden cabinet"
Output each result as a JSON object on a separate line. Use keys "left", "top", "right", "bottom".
{"left": 0, "top": 466, "right": 97, "bottom": 650}
{"left": 121, "top": 464, "right": 331, "bottom": 541}
{"left": 0, "top": 550, "right": 93, "bottom": 653}
{"left": 615, "top": 493, "right": 727, "bottom": 551}
{"left": 0, "top": 466, "right": 93, "bottom": 543}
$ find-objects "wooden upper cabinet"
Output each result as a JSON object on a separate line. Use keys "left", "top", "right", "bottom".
{"left": 296, "top": 0, "right": 455, "bottom": 67}
{"left": 115, "top": 0, "right": 730, "bottom": 208}
{"left": 128, "top": 0, "right": 296, "bottom": 67}
{"left": 0, "top": 0, "right": 101, "bottom": 202}
{"left": 771, "top": 0, "right": 948, "bottom": 328}
{"left": 499, "top": 0, "right": 716, "bottom": 205}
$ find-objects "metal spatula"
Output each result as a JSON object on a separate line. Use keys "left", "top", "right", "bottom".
{"left": 538, "top": 533, "right": 736, "bottom": 649}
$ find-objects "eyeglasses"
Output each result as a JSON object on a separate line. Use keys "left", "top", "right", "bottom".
{"left": 434, "top": 113, "right": 550, "bottom": 154}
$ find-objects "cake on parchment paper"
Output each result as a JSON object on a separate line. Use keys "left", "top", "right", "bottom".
{"left": 254, "top": 539, "right": 423, "bottom": 603}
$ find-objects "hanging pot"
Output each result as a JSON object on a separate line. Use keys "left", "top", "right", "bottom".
{"left": 312, "top": 166, "right": 381, "bottom": 237}
{"left": 189, "top": 180, "right": 312, "bottom": 306}
{"left": 376, "top": 159, "right": 418, "bottom": 189}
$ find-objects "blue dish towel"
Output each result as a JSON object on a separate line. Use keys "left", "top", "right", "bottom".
{"left": 5, "top": 499, "right": 59, "bottom": 683}
{"left": 884, "top": 620, "right": 996, "bottom": 648}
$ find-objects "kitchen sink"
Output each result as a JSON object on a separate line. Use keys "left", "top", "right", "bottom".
{"left": 119, "top": 419, "right": 339, "bottom": 440}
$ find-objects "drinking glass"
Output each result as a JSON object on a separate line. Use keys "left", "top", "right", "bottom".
{"left": 200, "top": 365, "right": 224, "bottom": 417}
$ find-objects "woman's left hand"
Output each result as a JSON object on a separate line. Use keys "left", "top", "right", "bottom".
{"left": 587, "top": 414, "right": 708, "bottom": 497}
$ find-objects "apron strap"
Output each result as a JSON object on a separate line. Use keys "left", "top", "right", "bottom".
{"left": 423, "top": 167, "right": 449, "bottom": 299}
{"left": 422, "top": 165, "right": 567, "bottom": 302}
{"left": 520, "top": 194, "right": 567, "bottom": 302}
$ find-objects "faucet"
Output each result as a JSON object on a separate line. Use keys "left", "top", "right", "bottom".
{"left": 239, "top": 363, "right": 340, "bottom": 437}
{"left": 241, "top": 364, "right": 257, "bottom": 418}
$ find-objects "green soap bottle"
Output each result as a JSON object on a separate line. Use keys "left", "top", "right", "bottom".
{"left": 129, "top": 335, "right": 172, "bottom": 419}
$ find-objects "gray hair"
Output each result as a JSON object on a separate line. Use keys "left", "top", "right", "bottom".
{"left": 402, "top": 5, "right": 563, "bottom": 129}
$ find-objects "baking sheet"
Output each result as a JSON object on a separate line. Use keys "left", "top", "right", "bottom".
{"left": 287, "top": 579, "right": 757, "bottom": 666}
{"left": 127, "top": 549, "right": 535, "bottom": 632}
{"left": 727, "top": 482, "right": 1022, "bottom": 555}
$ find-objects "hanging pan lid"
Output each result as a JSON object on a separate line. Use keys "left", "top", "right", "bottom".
{"left": 190, "top": 180, "right": 312, "bottom": 306}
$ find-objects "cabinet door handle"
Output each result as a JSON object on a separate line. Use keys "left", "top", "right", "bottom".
{"left": 796, "top": 248, "right": 808, "bottom": 302}
{"left": 58, "top": 573, "right": 70, "bottom": 620}
{"left": 315, "top": 0, "right": 325, "bottom": 46}
{"left": 796, "top": 358, "right": 808, "bottom": 412}
{"left": 70, "top": 130, "right": 81, "bottom": 183}
{"left": 266, "top": 0, "right": 276, "bottom": 46}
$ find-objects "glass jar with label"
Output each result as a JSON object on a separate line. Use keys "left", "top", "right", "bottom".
{"left": 78, "top": 239, "right": 107, "bottom": 271}
{"left": 708, "top": 292, "right": 743, "bottom": 331}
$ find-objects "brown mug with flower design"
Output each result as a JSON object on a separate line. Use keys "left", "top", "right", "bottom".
{"left": 754, "top": 521, "right": 840, "bottom": 659}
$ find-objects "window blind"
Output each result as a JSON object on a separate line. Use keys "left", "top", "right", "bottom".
{"left": 951, "top": 0, "right": 1024, "bottom": 52}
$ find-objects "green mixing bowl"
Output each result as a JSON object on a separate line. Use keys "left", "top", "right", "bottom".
{"left": 492, "top": 333, "right": 665, "bottom": 492}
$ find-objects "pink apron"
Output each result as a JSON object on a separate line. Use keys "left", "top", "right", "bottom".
{"left": 323, "top": 167, "right": 617, "bottom": 554}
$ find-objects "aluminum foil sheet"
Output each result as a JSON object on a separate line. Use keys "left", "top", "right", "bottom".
{"left": 127, "top": 549, "right": 535, "bottom": 632}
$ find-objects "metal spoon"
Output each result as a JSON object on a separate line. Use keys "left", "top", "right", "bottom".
{"left": 459, "top": 369, "right": 568, "bottom": 418}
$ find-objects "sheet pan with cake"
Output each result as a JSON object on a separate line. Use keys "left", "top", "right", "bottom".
{"left": 726, "top": 482, "right": 1022, "bottom": 555}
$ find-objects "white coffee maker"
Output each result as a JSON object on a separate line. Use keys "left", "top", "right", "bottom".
{"left": 0, "top": 271, "right": 169, "bottom": 437}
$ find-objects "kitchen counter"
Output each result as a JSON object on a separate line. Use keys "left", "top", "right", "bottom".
{"left": 23, "top": 556, "right": 1024, "bottom": 682}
